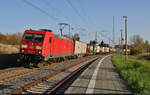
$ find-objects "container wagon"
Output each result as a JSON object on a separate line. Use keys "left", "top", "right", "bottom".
{"left": 97, "top": 45, "right": 100, "bottom": 53}
{"left": 86, "top": 44, "right": 93, "bottom": 55}
{"left": 99, "top": 47, "right": 105, "bottom": 53}
{"left": 93, "top": 44, "right": 99, "bottom": 54}
{"left": 74, "top": 41, "right": 87, "bottom": 57}
{"left": 104, "top": 47, "right": 110, "bottom": 53}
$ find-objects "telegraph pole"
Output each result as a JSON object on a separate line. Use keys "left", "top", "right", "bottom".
{"left": 123, "top": 16, "right": 128, "bottom": 61}
{"left": 113, "top": 16, "right": 115, "bottom": 45}
{"left": 95, "top": 31, "right": 97, "bottom": 42}
{"left": 120, "top": 20, "right": 123, "bottom": 54}
{"left": 119, "top": 38, "right": 121, "bottom": 53}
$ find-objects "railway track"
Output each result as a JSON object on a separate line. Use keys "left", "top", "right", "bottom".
{"left": 12, "top": 56, "right": 100, "bottom": 94}
{"left": 0, "top": 59, "right": 74, "bottom": 83}
{"left": 0, "top": 55, "right": 99, "bottom": 94}
{"left": 0, "top": 66, "right": 45, "bottom": 83}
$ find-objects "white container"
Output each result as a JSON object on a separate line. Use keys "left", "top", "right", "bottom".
{"left": 74, "top": 41, "right": 87, "bottom": 54}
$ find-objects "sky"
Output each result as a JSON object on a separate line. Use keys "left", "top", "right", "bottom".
{"left": 0, "top": 0, "right": 150, "bottom": 45}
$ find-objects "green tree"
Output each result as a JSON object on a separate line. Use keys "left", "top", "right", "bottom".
{"left": 73, "top": 33, "right": 80, "bottom": 41}
{"left": 99, "top": 40, "right": 109, "bottom": 47}
{"left": 100, "top": 40, "right": 104, "bottom": 46}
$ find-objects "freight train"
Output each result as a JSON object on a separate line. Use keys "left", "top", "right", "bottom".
{"left": 18, "top": 29, "right": 110, "bottom": 67}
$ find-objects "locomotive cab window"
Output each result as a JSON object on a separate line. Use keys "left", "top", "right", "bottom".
{"left": 23, "top": 33, "right": 44, "bottom": 42}
{"left": 23, "top": 33, "right": 33, "bottom": 41}
{"left": 34, "top": 34, "right": 44, "bottom": 42}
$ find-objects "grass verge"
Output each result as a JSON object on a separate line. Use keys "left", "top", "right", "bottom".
{"left": 112, "top": 54, "right": 150, "bottom": 94}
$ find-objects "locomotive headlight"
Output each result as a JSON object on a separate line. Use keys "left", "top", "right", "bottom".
{"left": 38, "top": 51, "right": 41, "bottom": 54}
{"left": 21, "top": 44, "right": 27, "bottom": 48}
{"left": 36, "top": 46, "right": 42, "bottom": 49}
{"left": 21, "top": 49, "right": 25, "bottom": 52}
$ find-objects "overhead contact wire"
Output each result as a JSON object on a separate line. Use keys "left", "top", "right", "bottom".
{"left": 23, "top": 0, "right": 60, "bottom": 22}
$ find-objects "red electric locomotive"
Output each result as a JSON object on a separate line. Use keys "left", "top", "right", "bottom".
{"left": 18, "top": 29, "right": 74, "bottom": 67}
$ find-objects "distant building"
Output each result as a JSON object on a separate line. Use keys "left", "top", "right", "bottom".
{"left": 122, "top": 44, "right": 130, "bottom": 53}
{"left": 115, "top": 44, "right": 130, "bottom": 53}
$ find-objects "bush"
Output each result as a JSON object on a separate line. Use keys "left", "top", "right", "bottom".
{"left": 112, "top": 54, "right": 150, "bottom": 94}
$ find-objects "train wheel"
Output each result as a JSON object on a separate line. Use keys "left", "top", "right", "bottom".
{"left": 47, "top": 58, "right": 53, "bottom": 64}
{"left": 62, "top": 57, "right": 65, "bottom": 61}
{"left": 53, "top": 58, "right": 56, "bottom": 63}
{"left": 24, "top": 61, "right": 31, "bottom": 68}
{"left": 33, "top": 62, "right": 39, "bottom": 68}
{"left": 43, "top": 61, "right": 48, "bottom": 66}
{"left": 57, "top": 58, "right": 61, "bottom": 62}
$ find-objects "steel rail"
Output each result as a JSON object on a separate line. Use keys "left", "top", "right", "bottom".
{"left": 48, "top": 58, "right": 97, "bottom": 94}
{"left": 12, "top": 56, "right": 98, "bottom": 94}
{"left": 0, "top": 61, "right": 67, "bottom": 83}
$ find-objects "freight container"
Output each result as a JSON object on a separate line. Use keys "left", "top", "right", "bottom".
{"left": 97, "top": 45, "right": 100, "bottom": 53}
{"left": 90, "top": 45, "right": 93, "bottom": 52}
{"left": 104, "top": 47, "right": 109, "bottom": 53}
{"left": 74, "top": 41, "right": 87, "bottom": 55}
{"left": 93, "top": 44, "right": 99, "bottom": 53}
{"left": 99, "top": 47, "right": 104, "bottom": 53}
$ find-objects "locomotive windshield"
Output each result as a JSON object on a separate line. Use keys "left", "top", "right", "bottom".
{"left": 23, "top": 33, "right": 44, "bottom": 42}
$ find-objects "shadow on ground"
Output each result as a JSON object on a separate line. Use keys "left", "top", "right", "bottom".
{"left": 137, "top": 55, "right": 150, "bottom": 60}
{"left": 0, "top": 54, "right": 22, "bottom": 69}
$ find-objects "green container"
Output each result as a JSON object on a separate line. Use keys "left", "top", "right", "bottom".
{"left": 93, "top": 44, "right": 98, "bottom": 53}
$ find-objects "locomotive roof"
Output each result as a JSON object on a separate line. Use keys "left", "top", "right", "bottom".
{"left": 25, "top": 29, "right": 72, "bottom": 41}
{"left": 54, "top": 34, "right": 73, "bottom": 41}
{"left": 25, "top": 29, "right": 52, "bottom": 33}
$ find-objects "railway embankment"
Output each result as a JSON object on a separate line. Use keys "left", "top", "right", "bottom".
{"left": 112, "top": 54, "right": 150, "bottom": 94}
{"left": 0, "top": 43, "right": 19, "bottom": 54}
{"left": 0, "top": 43, "right": 20, "bottom": 69}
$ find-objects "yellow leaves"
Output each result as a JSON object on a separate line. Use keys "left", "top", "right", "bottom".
{"left": 0, "top": 32, "right": 22, "bottom": 45}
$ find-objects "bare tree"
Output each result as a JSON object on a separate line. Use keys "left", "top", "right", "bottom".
{"left": 130, "top": 35, "right": 144, "bottom": 55}
{"left": 144, "top": 40, "right": 150, "bottom": 52}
